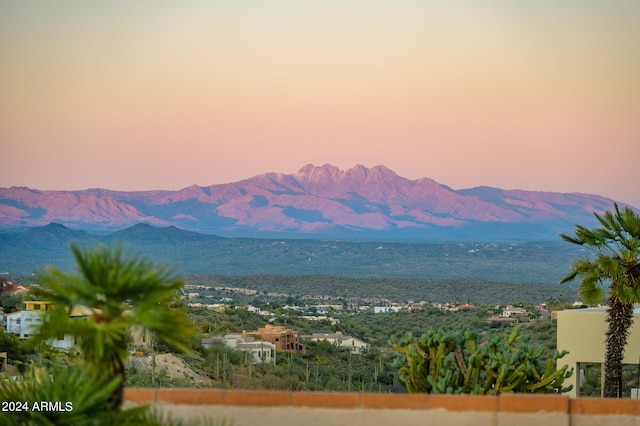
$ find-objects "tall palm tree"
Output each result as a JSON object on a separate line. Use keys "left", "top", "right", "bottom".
{"left": 559, "top": 203, "right": 640, "bottom": 397}
{"left": 31, "top": 243, "right": 193, "bottom": 409}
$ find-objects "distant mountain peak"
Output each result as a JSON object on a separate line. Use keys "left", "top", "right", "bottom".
{"left": 295, "top": 163, "right": 343, "bottom": 181}
{"left": 295, "top": 163, "right": 401, "bottom": 184}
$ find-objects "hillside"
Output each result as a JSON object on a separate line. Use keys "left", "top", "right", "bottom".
{"left": 0, "top": 223, "right": 583, "bottom": 285}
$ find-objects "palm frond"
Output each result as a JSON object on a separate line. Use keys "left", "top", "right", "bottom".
{"left": 559, "top": 232, "right": 584, "bottom": 246}
{"left": 597, "top": 209, "right": 622, "bottom": 235}
{"left": 577, "top": 276, "right": 606, "bottom": 305}
{"left": 0, "top": 365, "right": 121, "bottom": 426}
{"left": 31, "top": 243, "right": 195, "bottom": 410}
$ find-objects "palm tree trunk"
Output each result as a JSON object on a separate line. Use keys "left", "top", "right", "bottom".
{"left": 108, "top": 356, "right": 126, "bottom": 410}
{"left": 604, "top": 293, "right": 634, "bottom": 397}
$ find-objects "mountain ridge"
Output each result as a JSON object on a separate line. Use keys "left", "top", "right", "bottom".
{"left": 0, "top": 164, "right": 624, "bottom": 239}
{"left": 0, "top": 221, "right": 585, "bottom": 285}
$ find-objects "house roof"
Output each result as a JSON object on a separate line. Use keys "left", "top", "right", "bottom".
{"left": 0, "top": 284, "right": 28, "bottom": 294}
{"left": 301, "top": 333, "right": 368, "bottom": 345}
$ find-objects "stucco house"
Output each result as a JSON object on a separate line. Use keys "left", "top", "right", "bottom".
{"left": 4, "top": 301, "right": 85, "bottom": 350}
{"left": 500, "top": 305, "right": 529, "bottom": 322}
{"left": 301, "top": 331, "right": 370, "bottom": 354}
{"left": 557, "top": 306, "right": 640, "bottom": 397}
{"left": 223, "top": 333, "right": 277, "bottom": 364}
{"left": 373, "top": 306, "right": 402, "bottom": 314}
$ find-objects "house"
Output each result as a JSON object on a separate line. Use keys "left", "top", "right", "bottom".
{"left": 0, "top": 282, "right": 28, "bottom": 296}
{"left": 500, "top": 305, "right": 529, "bottom": 322}
{"left": 187, "top": 303, "right": 226, "bottom": 311}
{"left": 456, "top": 303, "right": 475, "bottom": 310}
{"left": 373, "top": 306, "right": 402, "bottom": 314}
{"left": 223, "top": 333, "right": 276, "bottom": 364}
{"left": 557, "top": 307, "right": 640, "bottom": 397}
{"left": 0, "top": 281, "right": 28, "bottom": 313}
{"left": 4, "top": 301, "right": 86, "bottom": 350}
{"left": 501, "top": 305, "right": 527, "bottom": 316}
{"left": 254, "top": 324, "right": 304, "bottom": 352}
{"left": 200, "top": 334, "right": 277, "bottom": 364}
{"left": 301, "top": 331, "right": 370, "bottom": 354}
{"left": 200, "top": 337, "right": 222, "bottom": 349}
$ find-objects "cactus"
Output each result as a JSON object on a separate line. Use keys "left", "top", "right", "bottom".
{"left": 391, "top": 327, "right": 573, "bottom": 395}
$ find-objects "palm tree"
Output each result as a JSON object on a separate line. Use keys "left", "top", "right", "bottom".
{"left": 31, "top": 243, "right": 194, "bottom": 409}
{"left": 559, "top": 203, "right": 640, "bottom": 397}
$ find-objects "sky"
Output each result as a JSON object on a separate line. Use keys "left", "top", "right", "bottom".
{"left": 1, "top": 1, "right": 639, "bottom": 207}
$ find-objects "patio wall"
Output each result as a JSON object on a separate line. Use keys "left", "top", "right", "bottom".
{"left": 124, "top": 388, "right": 640, "bottom": 426}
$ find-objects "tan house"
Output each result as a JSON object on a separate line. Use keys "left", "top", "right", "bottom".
{"left": 556, "top": 307, "right": 640, "bottom": 397}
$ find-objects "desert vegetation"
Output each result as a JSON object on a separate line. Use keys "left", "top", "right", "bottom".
{"left": 5, "top": 211, "right": 637, "bottom": 424}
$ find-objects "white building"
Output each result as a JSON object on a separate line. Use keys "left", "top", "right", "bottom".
{"left": 302, "top": 332, "right": 370, "bottom": 354}
{"left": 223, "top": 333, "right": 276, "bottom": 364}
{"left": 373, "top": 306, "right": 402, "bottom": 314}
{"left": 4, "top": 301, "right": 83, "bottom": 350}
{"left": 500, "top": 305, "right": 528, "bottom": 320}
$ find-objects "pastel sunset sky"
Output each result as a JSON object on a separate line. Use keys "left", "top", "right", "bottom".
{"left": 2, "top": 1, "right": 639, "bottom": 207}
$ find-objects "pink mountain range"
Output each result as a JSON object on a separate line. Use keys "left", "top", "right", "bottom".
{"left": 0, "top": 164, "right": 619, "bottom": 239}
